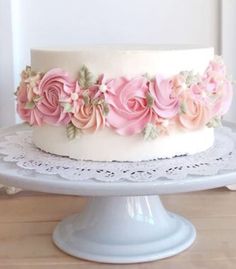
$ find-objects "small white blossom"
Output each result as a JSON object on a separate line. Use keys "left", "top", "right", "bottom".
{"left": 99, "top": 84, "right": 107, "bottom": 93}
{"left": 201, "top": 91, "right": 207, "bottom": 98}
{"left": 182, "top": 82, "right": 188, "bottom": 90}
{"left": 71, "top": 92, "right": 79, "bottom": 101}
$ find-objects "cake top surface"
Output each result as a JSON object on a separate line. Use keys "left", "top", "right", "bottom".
{"left": 31, "top": 44, "right": 213, "bottom": 53}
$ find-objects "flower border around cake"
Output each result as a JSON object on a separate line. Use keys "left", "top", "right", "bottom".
{"left": 15, "top": 56, "right": 233, "bottom": 140}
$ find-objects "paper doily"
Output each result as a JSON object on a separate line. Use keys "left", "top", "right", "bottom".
{"left": 0, "top": 127, "right": 236, "bottom": 182}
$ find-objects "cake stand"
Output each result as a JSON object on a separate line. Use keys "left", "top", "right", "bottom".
{"left": 0, "top": 124, "right": 236, "bottom": 264}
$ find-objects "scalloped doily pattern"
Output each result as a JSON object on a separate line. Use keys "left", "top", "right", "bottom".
{"left": 0, "top": 127, "right": 236, "bottom": 182}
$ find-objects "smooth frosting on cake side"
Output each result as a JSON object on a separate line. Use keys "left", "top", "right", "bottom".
{"left": 31, "top": 46, "right": 214, "bottom": 78}
{"left": 32, "top": 125, "right": 214, "bottom": 161}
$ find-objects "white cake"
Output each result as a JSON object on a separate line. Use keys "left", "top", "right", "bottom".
{"left": 16, "top": 46, "right": 233, "bottom": 161}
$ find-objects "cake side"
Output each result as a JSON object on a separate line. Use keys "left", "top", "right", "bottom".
{"left": 32, "top": 124, "right": 214, "bottom": 161}
{"left": 16, "top": 46, "right": 233, "bottom": 161}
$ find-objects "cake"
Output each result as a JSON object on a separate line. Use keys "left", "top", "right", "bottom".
{"left": 16, "top": 46, "right": 233, "bottom": 161}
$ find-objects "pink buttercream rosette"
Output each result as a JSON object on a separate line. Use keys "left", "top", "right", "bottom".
{"left": 149, "top": 75, "right": 179, "bottom": 119}
{"left": 36, "top": 68, "right": 78, "bottom": 125}
{"left": 203, "top": 58, "right": 233, "bottom": 117}
{"left": 178, "top": 84, "right": 211, "bottom": 130}
{"left": 71, "top": 74, "right": 107, "bottom": 133}
{"left": 17, "top": 80, "right": 43, "bottom": 125}
{"left": 16, "top": 58, "right": 233, "bottom": 136}
{"left": 71, "top": 102, "right": 106, "bottom": 133}
{"left": 104, "top": 76, "right": 156, "bottom": 135}
{"left": 16, "top": 68, "right": 43, "bottom": 125}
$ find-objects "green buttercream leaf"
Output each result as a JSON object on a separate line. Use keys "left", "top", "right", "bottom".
{"left": 91, "top": 98, "right": 109, "bottom": 115}
{"left": 207, "top": 116, "right": 222, "bottom": 128}
{"left": 92, "top": 98, "right": 102, "bottom": 105}
{"left": 61, "top": 102, "right": 73, "bottom": 113}
{"left": 180, "top": 70, "right": 200, "bottom": 87}
{"left": 143, "top": 123, "right": 159, "bottom": 141}
{"left": 78, "top": 65, "right": 93, "bottom": 89}
{"left": 180, "top": 102, "right": 187, "bottom": 114}
{"left": 83, "top": 94, "right": 90, "bottom": 105}
{"left": 146, "top": 93, "right": 154, "bottom": 107}
{"left": 103, "top": 102, "right": 109, "bottom": 116}
{"left": 33, "top": 95, "right": 43, "bottom": 103}
{"left": 143, "top": 73, "right": 153, "bottom": 81}
{"left": 24, "top": 101, "right": 35, "bottom": 109}
{"left": 66, "top": 122, "right": 80, "bottom": 140}
{"left": 14, "top": 87, "right": 19, "bottom": 96}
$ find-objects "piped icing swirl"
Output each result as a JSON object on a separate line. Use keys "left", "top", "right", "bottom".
{"left": 178, "top": 88, "right": 211, "bottom": 130}
{"left": 105, "top": 77, "right": 155, "bottom": 135}
{"left": 16, "top": 57, "right": 233, "bottom": 139}
{"left": 37, "top": 68, "right": 77, "bottom": 125}
{"left": 149, "top": 75, "right": 179, "bottom": 118}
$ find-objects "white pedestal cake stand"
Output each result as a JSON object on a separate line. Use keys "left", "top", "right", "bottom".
{"left": 0, "top": 124, "right": 236, "bottom": 264}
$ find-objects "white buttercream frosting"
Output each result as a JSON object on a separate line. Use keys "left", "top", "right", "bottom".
{"left": 31, "top": 46, "right": 215, "bottom": 161}
{"left": 32, "top": 125, "right": 214, "bottom": 161}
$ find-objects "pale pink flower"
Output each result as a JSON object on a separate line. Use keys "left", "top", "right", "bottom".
{"left": 104, "top": 76, "right": 155, "bottom": 135}
{"left": 203, "top": 58, "right": 233, "bottom": 116}
{"left": 178, "top": 91, "right": 211, "bottom": 130}
{"left": 149, "top": 75, "right": 179, "bottom": 118}
{"left": 71, "top": 102, "right": 106, "bottom": 133}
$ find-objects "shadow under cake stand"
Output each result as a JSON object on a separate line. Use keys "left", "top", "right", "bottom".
{"left": 0, "top": 124, "right": 236, "bottom": 264}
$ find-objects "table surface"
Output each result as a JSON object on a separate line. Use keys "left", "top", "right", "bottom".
{"left": 0, "top": 188, "right": 236, "bottom": 269}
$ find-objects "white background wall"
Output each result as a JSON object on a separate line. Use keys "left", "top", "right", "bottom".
{"left": 0, "top": 0, "right": 235, "bottom": 126}
{"left": 221, "top": 0, "right": 236, "bottom": 122}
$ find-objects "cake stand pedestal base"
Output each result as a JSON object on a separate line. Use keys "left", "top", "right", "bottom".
{"left": 53, "top": 195, "right": 196, "bottom": 264}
